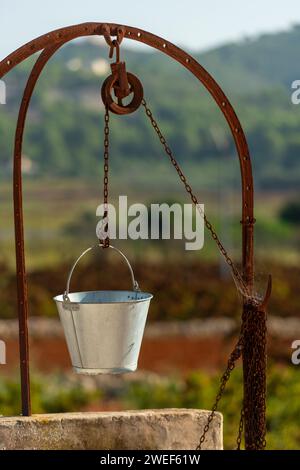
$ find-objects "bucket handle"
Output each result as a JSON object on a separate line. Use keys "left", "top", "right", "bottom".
{"left": 63, "top": 243, "right": 140, "bottom": 302}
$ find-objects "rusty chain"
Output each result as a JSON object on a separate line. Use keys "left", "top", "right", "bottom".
{"left": 141, "top": 99, "right": 253, "bottom": 301}
{"left": 100, "top": 105, "right": 110, "bottom": 247}
{"left": 241, "top": 301, "right": 267, "bottom": 450}
{"left": 141, "top": 98, "right": 267, "bottom": 450}
{"left": 99, "top": 93, "right": 266, "bottom": 449}
{"left": 196, "top": 333, "right": 244, "bottom": 449}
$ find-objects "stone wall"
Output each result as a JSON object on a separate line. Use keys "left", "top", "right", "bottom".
{"left": 0, "top": 409, "right": 223, "bottom": 450}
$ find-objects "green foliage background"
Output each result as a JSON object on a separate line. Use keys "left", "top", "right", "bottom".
{"left": 1, "top": 25, "right": 300, "bottom": 189}
{"left": 124, "top": 364, "right": 300, "bottom": 450}
{"left": 1, "top": 364, "right": 299, "bottom": 450}
{"left": 1, "top": 25, "right": 300, "bottom": 451}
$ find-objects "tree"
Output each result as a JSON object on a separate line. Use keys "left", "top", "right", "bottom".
{"left": 279, "top": 201, "right": 300, "bottom": 226}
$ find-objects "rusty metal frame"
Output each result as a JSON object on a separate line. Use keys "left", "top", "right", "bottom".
{"left": 0, "top": 22, "right": 256, "bottom": 445}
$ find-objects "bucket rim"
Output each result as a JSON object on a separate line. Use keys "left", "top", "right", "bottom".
{"left": 54, "top": 289, "right": 153, "bottom": 305}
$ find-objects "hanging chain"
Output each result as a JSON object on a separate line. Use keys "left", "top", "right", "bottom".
{"left": 141, "top": 98, "right": 267, "bottom": 450}
{"left": 241, "top": 301, "right": 267, "bottom": 450}
{"left": 141, "top": 99, "right": 252, "bottom": 301}
{"left": 196, "top": 333, "right": 244, "bottom": 449}
{"left": 101, "top": 105, "right": 110, "bottom": 247}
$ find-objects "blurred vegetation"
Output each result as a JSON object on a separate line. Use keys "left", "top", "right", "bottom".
{"left": 0, "top": 259, "right": 299, "bottom": 320}
{"left": 280, "top": 200, "right": 300, "bottom": 226}
{"left": 1, "top": 364, "right": 299, "bottom": 449}
{"left": 0, "top": 26, "right": 300, "bottom": 452}
{"left": 123, "top": 364, "right": 300, "bottom": 450}
{"left": 0, "top": 372, "right": 101, "bottom": 416}
{"left": 1, "top": 26, "right": 300, "bottom": 189}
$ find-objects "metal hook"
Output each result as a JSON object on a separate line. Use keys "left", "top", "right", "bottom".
{"left": 101, "top": 25, "right": 137, "bottom": 110}
{"left": 109, "top": 40, "right": 120, "bottom": 62}
{"left": 102, "top": 24, "right": 125, "bottom": 60}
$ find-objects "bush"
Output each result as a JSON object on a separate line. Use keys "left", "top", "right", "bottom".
{"left": 0, "top": 373, "right": 101, "bottom": 416}
{"left": 279, "top": 201, "right": 300, "bottom": 226}
{"left": 123, "top": 364, "right": 300, "bottom": 450}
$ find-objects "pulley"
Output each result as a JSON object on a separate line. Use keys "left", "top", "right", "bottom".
{"left": 101, "top": 25, "right": 143, "bottom": 115}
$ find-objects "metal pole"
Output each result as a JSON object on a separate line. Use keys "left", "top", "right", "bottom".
{"left": 13, "top": 44, "right": 64, "bottom": 415}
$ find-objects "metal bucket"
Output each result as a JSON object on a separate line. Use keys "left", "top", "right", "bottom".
{"left": 54, "top": 244, "right": 153, "bottom": 375}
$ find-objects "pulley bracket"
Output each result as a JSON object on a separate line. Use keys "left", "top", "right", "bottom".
{"left": 101, "top": 24, "right": 144, "bottom": 115}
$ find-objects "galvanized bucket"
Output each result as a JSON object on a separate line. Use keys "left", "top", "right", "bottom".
{"left": 54, "top": 244, "right": 153, "bottom": 375}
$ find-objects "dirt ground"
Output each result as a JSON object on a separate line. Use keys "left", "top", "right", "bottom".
{"left": 2, "top": 334, "right": 292, "bottom": 376}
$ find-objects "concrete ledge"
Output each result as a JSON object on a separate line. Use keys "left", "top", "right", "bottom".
{"left": 0, "top": 409, "right": 223, "bottom": 450}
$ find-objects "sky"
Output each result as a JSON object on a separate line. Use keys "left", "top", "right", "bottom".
{"left": 1, "top": 0, "right": 300, "bottom": 58}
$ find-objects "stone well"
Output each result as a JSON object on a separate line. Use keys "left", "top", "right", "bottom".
{"left": 0, "top": 409, "right": 223, "bottom": 450}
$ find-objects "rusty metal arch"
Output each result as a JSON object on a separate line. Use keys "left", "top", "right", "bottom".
{"left": 0, "top": 22, "right": 255, "bottom": 437}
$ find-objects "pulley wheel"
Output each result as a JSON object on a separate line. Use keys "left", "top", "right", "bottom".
{"left": 101, "top": 72, "right": 144, "bottom": 115}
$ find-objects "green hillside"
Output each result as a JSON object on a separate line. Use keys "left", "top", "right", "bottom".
{"left": 1, "top": 25, "right": 300, "bottom": 189}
